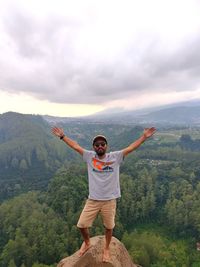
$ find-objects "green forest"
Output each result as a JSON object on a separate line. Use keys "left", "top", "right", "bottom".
{"left": 0, "top": 112, "right": 200, "bottom": 267}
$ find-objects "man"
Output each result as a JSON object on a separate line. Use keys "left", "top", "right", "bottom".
{"left": 52, "top": 126, "right": 156, "bottom": 262}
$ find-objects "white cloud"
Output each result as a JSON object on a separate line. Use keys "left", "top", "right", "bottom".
{"left": 0, "top": 90, "right": 104, "bottom": 116}
{"left": 105, "top": 89, "right": 200, "bottom": 110}
{"left": 0, "top": 0, "right": 200, "bottom": 115}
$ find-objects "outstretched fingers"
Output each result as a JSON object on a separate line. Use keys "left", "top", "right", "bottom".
{"left": 144, "top": 127, "right": 156, "bottom": 138}
{"left": 150, "top": 127, "right": 156, "bottom": 134}
{"left": 51, "top": 127, "right": 64, "bottom": 137}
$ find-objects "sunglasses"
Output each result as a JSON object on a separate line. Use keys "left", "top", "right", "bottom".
{"left": 94, "top": 142, "right": 107, "bottom": 148}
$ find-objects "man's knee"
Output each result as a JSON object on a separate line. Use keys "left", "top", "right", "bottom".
{"left": 103, "top": 221, "right": 115, "bottom": 230}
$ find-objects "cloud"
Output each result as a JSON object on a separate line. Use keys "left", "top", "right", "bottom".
{"left": 0, "top": 0, "right": 200, "bottom": 107}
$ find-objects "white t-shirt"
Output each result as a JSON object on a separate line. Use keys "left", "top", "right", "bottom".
{"left": 83, "top": 150, "right": 124, "bottom": 200}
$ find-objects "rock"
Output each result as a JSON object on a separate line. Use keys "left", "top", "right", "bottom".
{"left": 57, "top": 235, "right": 138, "bottom": 267}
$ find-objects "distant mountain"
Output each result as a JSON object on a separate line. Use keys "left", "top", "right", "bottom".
{"left": 79, "top": 100, "right": 200, "bottom": 125}
{"left": 42, "top": 114, "right": 84, "bottom": 124}
{"left": 91, "top": 99, "right": 200, "bottom": 117}
{"left": 81, "top": 100, "right": 200, "bottom": 126}
{"left": 138, "top": 106, "right": 200, "bottom": 125}
{"left": 41, "top": 100, "right": 200, "bottom": 126}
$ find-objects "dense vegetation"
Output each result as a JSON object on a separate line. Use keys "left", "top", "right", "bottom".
{"left": 0, "top": 112, "right": 75, "bottom": 201}
{"left": 0, "top": 112, "right": 200, "bottom": 266}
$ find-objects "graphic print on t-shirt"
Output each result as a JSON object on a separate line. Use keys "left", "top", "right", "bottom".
{"left": 92, "top": 157, "right": 114, "bottom": 172}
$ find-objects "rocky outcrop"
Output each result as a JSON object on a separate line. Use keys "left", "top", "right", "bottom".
{"left": 57, "top": 235, "right": 138, "bottom": 267}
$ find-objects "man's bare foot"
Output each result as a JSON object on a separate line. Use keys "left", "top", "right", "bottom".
{"left": 103, "top": 248, "right": 111, "bottom": 262}
{"left": 78, "top": 241, "right": 91, "bottom": 257}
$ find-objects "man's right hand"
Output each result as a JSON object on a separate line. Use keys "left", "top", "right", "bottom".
{"left": 51, "top": 127, "right": 65, "bottom": 138}
{"left": 51, "top": 127, "right": 84, "bottom": 155}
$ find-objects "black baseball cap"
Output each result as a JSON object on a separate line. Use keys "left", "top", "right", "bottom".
{"left": 92, "top": 135, "right": 107, "bottom": 145}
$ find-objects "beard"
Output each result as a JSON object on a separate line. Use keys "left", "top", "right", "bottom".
{"left": 96, "top": 149, "right": 106, "bottom": 156}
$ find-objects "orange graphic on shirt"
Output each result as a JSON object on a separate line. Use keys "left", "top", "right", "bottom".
{"left": 92, "top": 158, "right": 114, "bottom": 171}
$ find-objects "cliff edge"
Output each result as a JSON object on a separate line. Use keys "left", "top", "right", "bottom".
{"left": 57, "top": 235, "right": 139, "bottom": 267}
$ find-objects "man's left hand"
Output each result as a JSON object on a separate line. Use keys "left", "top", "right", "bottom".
{"left": 143, "top": 127, "right": 156, "bottom": 138}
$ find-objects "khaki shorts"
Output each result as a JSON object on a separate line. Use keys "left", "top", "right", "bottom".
{"left": 77, "top": 199, "right": 116, "bottom": 229}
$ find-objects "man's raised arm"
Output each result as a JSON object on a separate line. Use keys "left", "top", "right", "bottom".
{"left": 51, "top": 127, "right": 84, "bottom": 155}
{"left": 122, "top": 127, "right": 156, "bottom": 157}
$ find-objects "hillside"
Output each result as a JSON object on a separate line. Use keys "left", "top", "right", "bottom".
{"left": 0, "top": 112, "right": 77, "bottom": 201}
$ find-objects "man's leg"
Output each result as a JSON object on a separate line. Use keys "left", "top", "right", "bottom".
{"left": 103, "top": 228, "right": 113, "bottom": 262}
{"left": 78, "top": 227, "right": 91, "bottom": 257}
{"left": 101, "top": 199, "right": 116, "bottom": 262}
{"left": 77, "top": 199, "right": 100, "bottom": 257}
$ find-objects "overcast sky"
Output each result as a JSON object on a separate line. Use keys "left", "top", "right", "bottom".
{"left": 0, "top": 0, "right": 200, "bottom": 116}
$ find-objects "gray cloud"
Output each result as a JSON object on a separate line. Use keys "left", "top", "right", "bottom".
{"left": 0, "top": 2, "right": 200, "bottom": 105}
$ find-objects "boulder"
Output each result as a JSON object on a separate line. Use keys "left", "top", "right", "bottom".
{"left": 57, "top": 235, "right": 139, "bottom": 267}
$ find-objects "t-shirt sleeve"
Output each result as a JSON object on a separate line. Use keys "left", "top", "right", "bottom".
{"left": 83, "top": 149, "right": 94, "bottom": 163}
{"left": 112, "top": 150, "right": 124, "bottom": 164}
